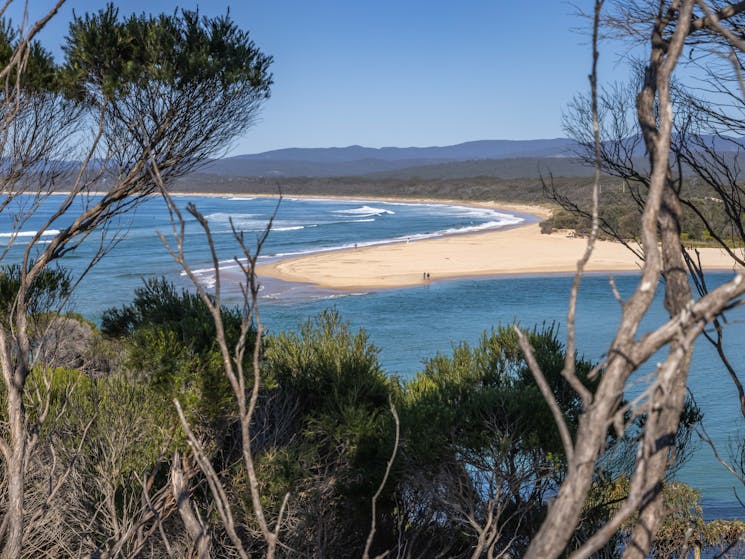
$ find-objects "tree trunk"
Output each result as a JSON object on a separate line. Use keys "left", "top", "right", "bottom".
{"left": 3, "top": 380, "right": 27, "bottom": 559}
{"left": 624, "top": 181, "right": 694, "bottom": 558}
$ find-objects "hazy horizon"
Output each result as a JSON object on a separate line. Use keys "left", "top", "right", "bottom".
{"left": 235, "top": 136, "right": 574, "bottom": 155}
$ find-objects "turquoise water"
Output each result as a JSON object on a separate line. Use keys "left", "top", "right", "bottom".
{"left": 262, "top": 271, "right": 745, "bottom": 519}
{"left": 1, "top": 194, "right": 528, "bottom": 313}
{"left": 2, "top": 194, "right": 743, "bottom": 518}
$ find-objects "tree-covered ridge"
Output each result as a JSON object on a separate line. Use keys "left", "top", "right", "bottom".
{"left": 542, "top": 186, "right": 745, "bottom": 246}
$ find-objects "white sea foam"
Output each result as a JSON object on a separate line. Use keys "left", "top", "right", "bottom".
{"left": 280, "top": 197, "right": 330, "bottom": 205}
{"left": 227, "top": 197, "right": 255, "bottom": 201}
{"left": 317, "top": 292, "right": 369, "bottom": 300}
{"left": 207, "top": 212, "right": 303, "bottom": 232}
{"left": 332, "top": 205, "right": 395, "bottom": 217}
{"left": 314, "top": 219, "right": 374, "bottom": 227}
{"left": 0, "top": 229, "right": 60, "bottom": 239}
{"left": 269, "top": 214, "right": 524, "bottom": 259}
{"left": 446, "top": 205, "right": 518, "bottom": 221}
{"left": 273, "top": 225, "right": 306, "bottom": 232}
{"left": 379, "top": 200, "right": 521, "bottom": 222}
{"left": 186, "top": 259, "right": 239, "bottom": 277}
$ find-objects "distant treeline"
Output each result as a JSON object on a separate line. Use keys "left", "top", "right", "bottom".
{"left": 172, "top": 172, "right": 618, "bottom": 205}
{"left": 173, "top": 172, "right": 745, "bottom": 247}
{"left": 541, "top": 178, "right": 744, "bottom": 246}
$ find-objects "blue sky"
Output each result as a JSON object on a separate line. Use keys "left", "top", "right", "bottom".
{"left": 17, "top": 1, "right": 635, "bottom": 155}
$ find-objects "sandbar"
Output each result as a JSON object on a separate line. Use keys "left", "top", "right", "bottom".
{"left": 255, "top": 200, "right": 741, "bottom": 290}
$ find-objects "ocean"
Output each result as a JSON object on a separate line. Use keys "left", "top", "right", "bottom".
{"left": 2, "top": 193, "right": 743, "bottom": 519}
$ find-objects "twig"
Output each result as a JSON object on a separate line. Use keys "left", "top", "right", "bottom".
{"left": 362, "top": 397, "right": 400, "bottom": 559}
{"left": 562, "top": 0, "right": 605, "bottom": 408}
{"left": 515, "top": 326, "right": 574, "bottom": 463}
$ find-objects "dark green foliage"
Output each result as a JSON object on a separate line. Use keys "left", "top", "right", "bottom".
{"left": 0, "top": 5, "right": 277, "bottom": 556}
{"left": 397, "top": 324, "right": 597, "bottom": 555}
{"left": 101, "top": 277, "right": 248, "bottom": 423}
{"left": 266, "top": 309, "right": 390, "bottom": 416}
{"left": 405, "top": 323, "right": 593, "bottom": 463}
{"left": 545, "top": 183, "right": 744, "bottom": 245}
{"left": 101, "top": 276, "right": 242, "bottom": 351}
{"left": 259, "top": 310, "right": 399, "bottom": 554}
{"left": 0, "top": 20, "right": 61, "bottom": 93}
{"left": 18, "top": 273, "right": 715, "bottom": 557}
{"left": 0, "top": 264, "right": 71, "bottom": 324}
{"left": 173, "top": 173, "right": 614, "bottom": 205}
{"left": 62, "top": 4, "right": 272, "bottom": 100}
{"left": 56, "top": 3, "right": 273, "bottom": 185}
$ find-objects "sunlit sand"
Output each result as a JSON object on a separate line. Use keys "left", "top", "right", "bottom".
{"left": 255, "top": 200, "right": 740, "bottom": 290}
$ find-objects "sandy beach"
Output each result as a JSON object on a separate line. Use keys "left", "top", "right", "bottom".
{"left": 255, "top": 200, "right": 742, "bottom": 290}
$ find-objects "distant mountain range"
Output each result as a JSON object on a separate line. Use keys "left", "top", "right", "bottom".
{"left": 190, "top": 135, "right": 745, "bottom": 179}
{"left": 232, "top": 138, "right": 579, "bottom": 162}
{"left": 201, "top": 138, "right": 582, "bottom": 178}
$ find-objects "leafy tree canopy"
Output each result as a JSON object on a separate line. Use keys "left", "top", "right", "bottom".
{"left": 101, "top": 277, "right": 248, "bottom": 424}
{"left": 0, "top": 264, "right": 71, "bottom": 324}
{"left": 403, "top": 323, "right": 595, "bottom": 465}
{"left": 62, "top": 4, "right": 273, "bottom": 99}
{"left": 0, "top": 19, "right": 60, "bottom": 93}
{"left": 101, "top": 276, "right": 243, "bottom": 351}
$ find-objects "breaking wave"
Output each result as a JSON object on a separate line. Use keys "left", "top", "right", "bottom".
{"left": 0, "top": 229, "right": 60, "bottom": 240}
{"left": 333, "top": 205, "right": 395, "bottom": 217}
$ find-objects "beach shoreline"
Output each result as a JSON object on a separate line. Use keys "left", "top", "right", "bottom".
{"left": 52, "top": 190, "right": 741, "bottom": 290}
{"left": 169, "top": 191, "right": 555, "bottom": 220}
{"left": 243, "top": 195, "right": 740, "bottom": 290}
{"left": 50, "top": 189, "right": 555, "bottom": 221}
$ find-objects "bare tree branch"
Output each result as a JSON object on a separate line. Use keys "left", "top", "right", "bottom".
{"left": 362, "top": 397, "right": 401, "bottom": 559}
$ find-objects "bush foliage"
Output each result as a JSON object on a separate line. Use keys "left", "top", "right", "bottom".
{"left": 2, "top": 277, "right": 740, "bottom": 557}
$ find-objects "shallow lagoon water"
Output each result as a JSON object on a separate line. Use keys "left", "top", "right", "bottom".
{"left": 262, "top": 271, "right": 745, "bottom": 519}
{"left": 2, "top": 194, "right": 744, "bottom": 518}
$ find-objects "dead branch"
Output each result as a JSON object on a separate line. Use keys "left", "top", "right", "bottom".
{"left": 158, "top": 172, "right": 286, "bottom": 558}
{"left": 362, "top": 397, "right": 401, "bottom": 559}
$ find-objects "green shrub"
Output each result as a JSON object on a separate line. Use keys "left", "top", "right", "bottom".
{"left": 102, "top": 277, "right": 249, "bottom": 426}
{"left": 259, "top": 310, "right": 399, "bottom": 554}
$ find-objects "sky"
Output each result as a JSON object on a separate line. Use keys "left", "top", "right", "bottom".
{"left": 13, "top": 1, "right": 636, "bottom": 155}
